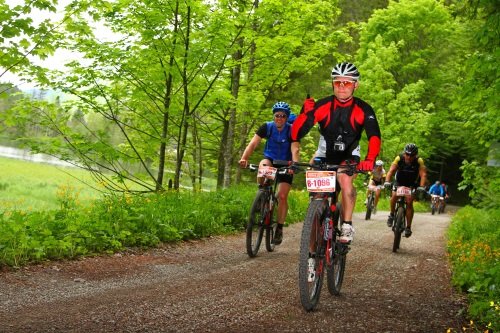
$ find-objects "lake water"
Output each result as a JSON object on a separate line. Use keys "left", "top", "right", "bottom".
{"left": 0, "top": 145, "right": 75, "bottom": 167}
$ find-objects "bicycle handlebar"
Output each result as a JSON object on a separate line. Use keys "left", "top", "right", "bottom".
{"left": 292, "top": 161, "right": 367, "bottom": 176}
{"left": 247, "top": 163, "right": 291, "bottom": 175}
{"left": 246, "top": 160, "right": 367, "bottom": 176}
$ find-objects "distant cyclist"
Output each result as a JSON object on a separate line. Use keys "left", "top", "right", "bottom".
{"left": 441, "top": 181, "right": 450, "bottom": 211}
{"left": 364, "top": 160, "right": 386, "bottom": 214}
{"left": 428, "top": 181, "right": 445, "bottom": 197}
{"left": 384, "top": 143, "right": 427, "bottom": 238}
{"left": 239, "top": 101, "right": 294, "bottom": 245}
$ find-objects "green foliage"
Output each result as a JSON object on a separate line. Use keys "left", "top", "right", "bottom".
{"left": 447, "top": 206, "right": 500, "bottom": 330}
{"left": 448, "top": 0, "right": 500, "bottom": 209}
{"left": 459, "top": 160, "right": 500, "bottom": 209}
{"left": 355, "top": 0, "right": 462, "bottom": 161}
{"left": 0, "top": 0, "right": 59, "bottom": 84}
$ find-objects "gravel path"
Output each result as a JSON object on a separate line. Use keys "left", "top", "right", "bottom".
{"left": 0, "top": 209, "right": 467, "bottom": 332}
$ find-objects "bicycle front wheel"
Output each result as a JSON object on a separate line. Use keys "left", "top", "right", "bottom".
{"left": 246, "top": 190, "right": 267, "bottom": 258}
{"left": 265, "top": 197, "right": 278, "bottom": 252}
{"left": 392, "top": 206, "right": 405, "bottom": 252}
{"left": 438, "top": 201, "right": 444, "bottom": 214}
{"left": 365, "top": 194, "right": 374, "bottom": 220}
{"left": 326, "top": 240, "right": 347, "bottom": 295}
{"left": 298, "top": 200, "right": 326, "bottom": 311}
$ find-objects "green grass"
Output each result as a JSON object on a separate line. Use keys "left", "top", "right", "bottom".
{"left": 0, "top": 157, "right": 100, "bottom": 211}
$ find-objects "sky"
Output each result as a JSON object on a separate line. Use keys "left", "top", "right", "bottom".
{"left": 2, "top": 0, "right": 115, "bottom": 90}
{"left": 2, "top": 0, "right": 70, "bottom": 89}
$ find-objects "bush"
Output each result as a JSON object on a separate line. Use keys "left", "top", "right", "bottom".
{"left": 0, "top": 185, "right": 310, "bottom": 267}
{"left": 447, "top": 206, "right": 500, "bottom": 331}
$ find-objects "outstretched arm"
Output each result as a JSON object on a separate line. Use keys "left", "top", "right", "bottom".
{"left": 291, "top": 141, "right": 300, "bottom": 162}
{"left": 385, "top": 163, "right": 398, "bottom": 183}
{"left": 418, "top": 159, "right": 427, "bottom": 187}
{"left": 239, "top": 135, "right": 262, "bottom": 168}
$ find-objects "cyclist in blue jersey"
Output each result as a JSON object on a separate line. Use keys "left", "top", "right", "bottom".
{"left": 239, "top": 101, "right": 294, "bottom": 245}
{"left": 428, "top": 181, "right": 445, "bottom": 197}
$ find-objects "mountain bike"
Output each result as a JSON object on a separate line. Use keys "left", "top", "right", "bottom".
{"left": 245, "top": 162, "right": 292, "bottom": 258}
{"left": 294, "top": 161, "right": 363, "bottom": 311}
{"left": 365, "top": 184, "right": 383, "bottom": 220}
{"left": 390, "top": 186, "right": 416, "bottom": 253}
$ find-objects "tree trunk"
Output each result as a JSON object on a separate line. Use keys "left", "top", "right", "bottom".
{"left": 190, "top": 117, "right": 203, "bottom": 191}
{"left": 235, "top": 1, "right": 258, "bottom": 184}
{"left": 223, "top": 41, "right": 243, "bottom": 188}
{"left": 174, "top": 4, "right": 191, "bottom": 190}
{"left": 217, "top": 120, "right": 229, "bottom": 189}
{"left": 156, "top": 0, "right": 179, "bottom": 191}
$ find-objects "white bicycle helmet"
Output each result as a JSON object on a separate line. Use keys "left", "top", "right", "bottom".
{"left": 375, "top": 160, "right": 384, "bottom": 166}
{"left": 331, "top": 62, "right": 360, "bottom": 81}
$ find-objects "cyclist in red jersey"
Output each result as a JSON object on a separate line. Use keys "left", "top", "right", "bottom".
{"left": 291, "top": 62, "right": 381, "bottom": 243}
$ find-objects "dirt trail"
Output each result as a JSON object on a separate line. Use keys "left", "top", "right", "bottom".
{"left": 0, "top": 209, "right": 467, "bottom": 332}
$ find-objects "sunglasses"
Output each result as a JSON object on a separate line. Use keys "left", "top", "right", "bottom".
{"left": 333, "top": 80, "right": 356, "bottom": 88}
{"left": 274, "top": 113, "right": 287, "bottom": 119}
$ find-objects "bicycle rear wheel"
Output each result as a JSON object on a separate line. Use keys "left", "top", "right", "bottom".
{"left": 298, "top": 200, "right": 326, "bottom": 311}
{"left": 265, "top": 197, "right": 278, "bottom": 252}
{"left": 246, "top": 190, "right": 267, "bottom": 258}
{"left": 392, "top": 206, "right": 405, "bottom": 252}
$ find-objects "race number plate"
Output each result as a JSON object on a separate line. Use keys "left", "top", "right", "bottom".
{"left": 257, "top": 166, "right": 277, "bottom": 180}
{"left": 306, "top": 171, "right": 336, "bottom": 192}
{"left": 396, "top": 186, "right": 412, "bottom": 197}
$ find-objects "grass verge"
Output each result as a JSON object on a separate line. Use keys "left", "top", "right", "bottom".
{"left": 447, "top": 206, "right": 499, "bottom": 331}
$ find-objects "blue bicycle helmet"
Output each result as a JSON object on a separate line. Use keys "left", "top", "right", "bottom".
{"left": 272, "top": 101, "right": 291, "bottom": 117}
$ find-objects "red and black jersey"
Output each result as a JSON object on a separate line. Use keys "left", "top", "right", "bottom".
{"left": 291, "top": 95, "right": 381, "bottom": 163}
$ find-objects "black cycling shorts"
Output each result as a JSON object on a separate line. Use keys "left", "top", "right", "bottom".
{"left": 325, "top": 155, "right": 360, "bottom": 165}
{"left": 277, "top": 173, "right": 293, "bottom": 185}
{"left": 266, "top": 158, "right": 293, "bottom": 185}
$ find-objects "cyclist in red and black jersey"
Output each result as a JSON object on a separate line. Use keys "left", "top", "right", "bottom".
{"left": 291, "top": 62, "right": 381, "bottom": 243}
